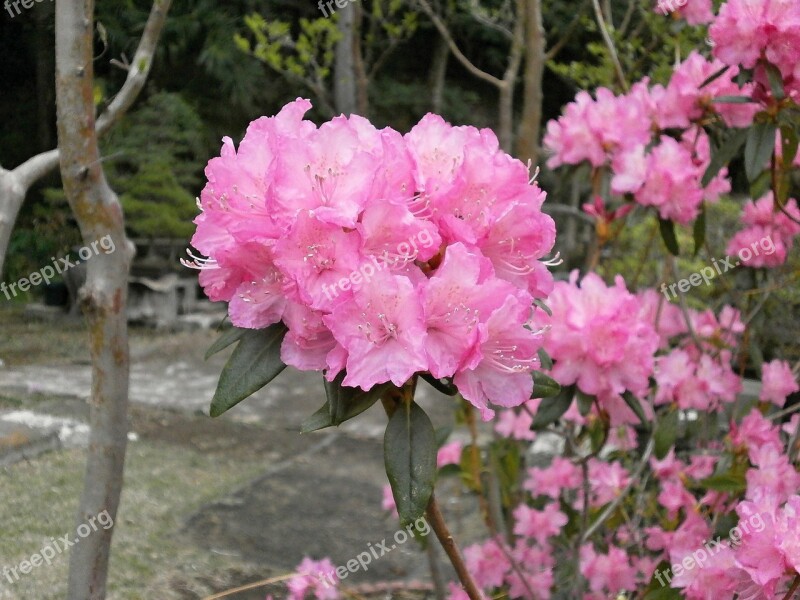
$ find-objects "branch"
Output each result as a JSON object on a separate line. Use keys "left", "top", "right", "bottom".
{"left": 416, "top": 0, "right": 504, "bottom": 89}
{"left": 589, "top": 0, "right": 627, "bottom": 91}
{"left": 96, "top": 0, "right": 172, "bottom": 136}
{"left": 544, "top": 1, "right": 587, "bottom": 61}
{"left": 580, "top": 436, "right": 654, "bottom": 543}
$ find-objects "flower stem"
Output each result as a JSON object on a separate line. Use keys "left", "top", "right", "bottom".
{"left": 425, "top": 493, "right": 485, "bottom": 600}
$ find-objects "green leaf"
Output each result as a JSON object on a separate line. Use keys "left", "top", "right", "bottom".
{"left": 744, "top": 122, "right": 777, "bottom": 182}
{"left": 711, "top": 95, "right": 755, "bottom": 104}
{"left": 300, "top": 404, "right": 333, "bottom": 434}
{"left": 654, "top": 409, "right": 679, "bottom": 459}
{"left": 532, "top": 385, "right": 574, "bottom": 429}
{"left": 780, "top": 124, "right": 799, "bottom": 169}
{"left": 532, "top": 371, "right": 561, "bottom": 399}
{"left": 658, "top": 218, "right": 680, "bottom": 256}
{"left": 622, "top": 391, "right": 651, "bottom": 430}
{"left": 576, "top": 390, "right": 594, "bottom": 417}
{"left": 764, "top": 62, "right": 785, "bottom": 101}
{"left": 327, "top": 374, "right": 390, "bottom": 425}
{"left": 699, "top": 65, "right": 729, "bottom": 89}
{"left": 384, "top": 402, "right": 437, "bottom": 524}
{"left": 692, "top": 204, "right": 706, "bottom": 257}
{"left": 749, "top": 169, "right": 772, "bottom": 200}
{"left": 420, "top": 373, "right": 459, "bottom": 396}
{"left": 209, "top": 323, "right": 288, "bottom": 417}
{"left": 537, "top": 348, "right": 553, "bottom": 371}
{"left": 702, "top": 128, "right": 748, "bottom": 186}
{"left": 301, "top": 374, "right": 390, "bottom": 433}
{"left": 205, "top": 327, "right": 247, "bottom": 360}
{"left": 700, "top": 470, "right": 747, "bottom": 493}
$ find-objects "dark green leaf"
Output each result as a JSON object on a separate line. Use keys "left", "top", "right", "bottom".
{"left": 210, "top": 323, "right": 288, "bottom": 417}
{"left": 749, "top": 170, "right": 772, "bottom": 200}
{"left": 537, "top": 348, "right": 553, "bottom": 371}
{"left": 300, "top": 403, "right": 333, "bottom": 434}
{"left": 532, "top": 385, "right": 574, "bottom": 429}
{"left": 765, "top": 62, "right": 785, "bottom": 101}
{"left": 205, "top": 326, "right": 247, "bottom": 360}
{"left": 532, "top": 371, "right": 561, "bottom": 399}
{"left": 711, "top": 95, "right": 755, "bottom": 104}
{"left": 384, "top": 402, "right": 437, "bottom": 524}
{"left": 699, "top": 65, "right": 729, "bottom": 89}
{"left": 780, "top": 125, "right": 799, "bottom": 169}
{"left": 301, "top": 374, "right": 391, "bottom": 433}
{"left": 658, "top": 218, "right": 680, "bottom": 256}
{"left": 700, "top": 470, "right": 747, "bottom": 493}
{"left": 744, "top": 122, "right": 777, "bottom": 182}
{"left": 692, "top": 204, "right": 706, "bottom": 257}
{"left": 622, "top": 391, "right": 651, "bottom": 430}
{"left": 702, "top": 128, "right": 748, "bottom": 186}
{"left": 654, "top": 409, "right": 679, "bottom": 459}
{"left": 420, "top": 373, "right": 459, "bottom": 396}
{"left": 576, "top": 390, "right": 594, "bottom": 417}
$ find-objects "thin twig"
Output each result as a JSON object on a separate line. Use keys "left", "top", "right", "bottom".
{"left": 782, "top": 575, "right": 800, "bottom": 600}
{"left": 201, "top": 573, "right": 297, "bottom": 600}
{"left": 426, "top": 494, "right": 486, "bottom": 600}
{"left": 580, "top": 436, "right": 655, "bottom": 543}
{"left": 589, "top": 0, "right": 627, "bottom": 91}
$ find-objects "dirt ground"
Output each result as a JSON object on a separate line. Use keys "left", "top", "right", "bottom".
{"left": 0, "top": 307, "right": 477, "bottom": 599}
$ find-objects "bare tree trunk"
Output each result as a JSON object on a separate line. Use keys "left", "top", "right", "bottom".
{"left": 0, "top": 0, "right": 169, "bottom": 280}
{"left": 429, "top": 33, "right": 449, "bottom": 114}
{"left": 335, "top": 3, "right": 358, "bottom": 115}
{"left": 54, "top": 1, "right": 170, "bottom": 597}
{"left": 516, "top": 0, "right": 545, "bottom": 165}
{"left": 497, "top": 0, "right": 525, "bottom": 152}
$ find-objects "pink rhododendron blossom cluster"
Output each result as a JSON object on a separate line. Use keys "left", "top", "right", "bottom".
{"left": 710, "top": 0, "right": 800, "bottom": 94}
{"left": 760, "top": 360, "right": 799, "bottom": 406}
{"left": 538, "top": 271, "right": 660, "bottom": 425}
{"left": 544, "top": 54, "right": 747, "bottom": 224}
{"left": 190, "top": 99, "right": 556, "bottom": 419}
{"left": 726, "top": 193, "right": 800, "bottom": 267}
{"left": 654, "top": 0, "right": 715, "bottom": 25}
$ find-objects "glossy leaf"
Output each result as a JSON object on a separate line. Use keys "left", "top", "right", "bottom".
{"left": 744, "top": 122, "right": 777, "bottom": 182}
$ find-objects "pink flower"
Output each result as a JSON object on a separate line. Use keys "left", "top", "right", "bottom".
{"left": 454, "top": 294, "right": 546, "bottom": 421}
{"left": 580, "top": 545, "right": 638, "bottom": 595}
{"left": 710, "top": 0, "right": 800, "bottom": 82}
{"left": 464, "top": 539, "right": 510, "bottom": 589}
{"left": 324, "top": 271, "right": 428, "bottom": 390}
{"left": 513, "top": 503, "right": 568, "bottom": 545}
{"left": 287, "top": 557, "right": 339, "bottom": 600}
{"left": 494, "top": 405, "right": 536, "bottom": 440}
{"left": 587, "top": 458, "right": 630, "bottom": 506}
{"left": 542, "top": 272, "right": 659, "bottom": 424}
{"left": 524, "top": 456, "right": 582, "bottom": 498}
{"left": 381, "top": 483, "right": 398, "bottom": 516}
{"left": 437, "top": 441, "right": 464, "bottom": 467}
{"left": 727, "top": 194, "right": 800, "bottom": 268}
{"left": 760, "top": 360, "right": 799, "bottom": 406}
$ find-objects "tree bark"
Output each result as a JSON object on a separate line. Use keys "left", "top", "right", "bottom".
{"left": 352, "top": 2, "right": 369, "bottom": 116}
{"left": 429, "top": 33, "right": 449, "bottom": 114}
{"left": 0, "top": 0, "right": 170, "bottom": 280}
{"left": 497, "top": 0, "right": 525, "bottom": 152}
{"left": 334, "top": 3, "right": 358, "bottom": 115}
{"left": 516, "top": 0, "right": 545, "bottom": 166}
{"left": 53, "top": 1, "right": 170, "bottom": 597}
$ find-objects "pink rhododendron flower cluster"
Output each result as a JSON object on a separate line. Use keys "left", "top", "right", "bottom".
{"left": 538, "top": 271, "right": 660, "bottom": 425}
{"left": 726, "top": 193, "right": 800, "bottom": 267}
{"left": 190, "top": 99, "right": 556, "bottom": 419}
{"left": 760, "top": 359, "right": 799, "bottom": 406}
{"left": 544, "top": 55, "right": 747, "bottom": 223}
{"left": 710, "top": 0, "right": 800, "bottom": 92}
{"left": 654, "top": 0, "right": 715, "bottom": 25}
